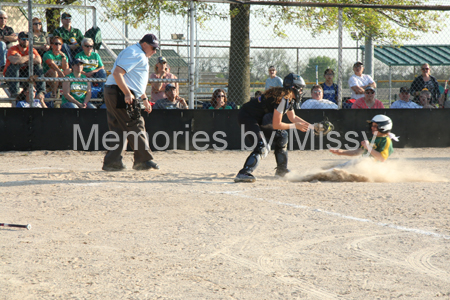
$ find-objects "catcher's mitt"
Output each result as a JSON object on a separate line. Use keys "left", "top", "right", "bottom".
{"left": 314, "top": 120, "right": 334, "bottom": 136}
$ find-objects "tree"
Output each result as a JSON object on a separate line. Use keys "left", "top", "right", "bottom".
{"left": 303, "top": 56, "right": 337, "bottom": 83}
{"left": 250, "top": 49, "right": 294, "bottom": 82}
{"left": 34, "top": 0, "right": 83, "bottom": 34}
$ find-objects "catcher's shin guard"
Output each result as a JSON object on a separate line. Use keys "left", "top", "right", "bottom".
{"left": 273, "top": 130, "right": 289, "bottom": 177}
{"left": 238, "top": 140, "right": 266, "bottom": 174}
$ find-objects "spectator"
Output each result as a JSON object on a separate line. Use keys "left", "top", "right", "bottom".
{"left": 438, "top": 81, "right": 450, "bottom": 109}
{"left": 15, "top": 84, "right": 47, "bottom": 108}
{"left": 351, "top": 86, "right": 385, "bottom": 109}
{"left": 209, "top": 88, "right": 232, "bottom": 109}
{"left": 153, "top": 83, "right": 187, "bottom": 109}
{"left": 31, "top": 17, "right": 50, "bottom": 58}
{"left": 75, "top": 37, "right": 106, "bottom": 90}
{"left": 0, "top": 10, "right": 17, "bottom": 71}
{"left": 390, "top": 87, "right": 421, "bottom": 109}
{"left": 61, "top": 58, "right": 95, "bottom": 109}
{"left": 320, "top": 68, "right": 339, "bottom": 103}
{"left": 43, "top": 36, "right": 71, "bottom": 98}
{"left": 418, "top": 89, "right": 436, "bottom": 109}
{"left": 53, "top": 12, "right": 83, "bottom": 67}
{"left": 301, "top": 85, "right": 338, "bottom": 109}
{"left": 348, "top": 61, "right": 376, "bottom": 100}
{"left": 4, "top": 32, "right": 45, "bottom": 98}
{"left": 150, "top": 56, "right": 178, "bottom": 102}
{"left": 410, "top": 63, "right": 440, "bottom": 104}
{"left": 265, "top": 65, "right": 283, "bottom": 91}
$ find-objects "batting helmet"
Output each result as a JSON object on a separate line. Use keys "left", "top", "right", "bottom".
{"left": 369, "top": 115, "right": 393, "bottom": 133}
{"left": 283, "top": 73, "right": 305, "bottom": 90}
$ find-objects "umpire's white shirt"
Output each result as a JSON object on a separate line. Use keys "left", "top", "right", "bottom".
{"left": 105, "top": 43, "right": 149, "bottom": 96}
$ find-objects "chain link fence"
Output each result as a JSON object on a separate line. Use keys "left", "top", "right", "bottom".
{"left": 1, "top": 1, "right": 450, "bottom": 109}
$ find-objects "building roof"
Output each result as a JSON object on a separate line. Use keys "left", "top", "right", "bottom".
{"left": 361, "top": 45, "right": 450, "bottom": 66}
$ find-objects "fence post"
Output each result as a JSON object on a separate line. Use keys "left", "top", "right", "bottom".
{"left": 188, "top": 0, "right": 195, "bottom": 109}
{"left": 337, "top": 7, "right": 343, "bottom": 109}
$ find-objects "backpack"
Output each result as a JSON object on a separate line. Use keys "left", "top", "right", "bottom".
{"left": 84, "top": 26, "right": 102, "bottom": 51}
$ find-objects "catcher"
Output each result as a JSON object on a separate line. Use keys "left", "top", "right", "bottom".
{"left": 235, "top": 73, "right": 332, "bottom": 183}
{"left": 330, "top": 114, "right": 395, "bottom": 163}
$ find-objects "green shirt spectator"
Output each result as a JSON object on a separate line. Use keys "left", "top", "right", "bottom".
{"left": 42, "top": 50, "right": 66, "bottom": 74}
{"left": 61, "top": 73, "right": 88, "bottom": 105}
{"left": 75, "top": 51, "right": 103, "bottom": 73}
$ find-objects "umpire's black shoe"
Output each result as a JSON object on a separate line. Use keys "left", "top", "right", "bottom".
{"left": 133, "top": 160, "right": 159, "bottom": 170}
{"left": 275, "top": 168, "right": 290, "bottom": 178}
{"left": 102, "top": 161, "right": 126, "bottom": 171}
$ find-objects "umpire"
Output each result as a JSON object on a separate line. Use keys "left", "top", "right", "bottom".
{"left": 102, "top": 34, "right": 160, "bottom": 171}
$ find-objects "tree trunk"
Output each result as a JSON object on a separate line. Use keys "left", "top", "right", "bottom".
{"left": 229, "top": 4, "right": 250, "bottom": 105}
{"left": 46, "top": 8, "right": 62, "bottom": 35}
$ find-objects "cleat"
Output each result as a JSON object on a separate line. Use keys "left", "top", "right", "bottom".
{"left": 102, "top": 161, "right": 126, "bottom": 171}
{"left": 275, "top": 168, "right": 290, "bottom": 178}
{"left": 234, "top": 172, "right": 256, "bottom": 183}
{"left": 133, "top": 160, "right": 159, "bottom": 170}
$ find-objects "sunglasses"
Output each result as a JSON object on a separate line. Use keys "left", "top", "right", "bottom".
{"left": 422, "top": 68, "right": 430, "bottom": 70}
{"left": 20, "top": 38, "right": 28, "bottom": 41}
{"left": 53, "top": 42, "right": 62, "bottom": 45}
{"left": 269, "top": 69, "right": 276, "bottom": 72}
{"left": 84, "top": 45, "right": 93, "bottom": 48}
{"left": 313, "top": 90, "right": 322, "bottom": 94}
{"left": 325, "top": 73, "right": 334, "bottom": 76}
{"left": 217, "top": 95, "right": 225, "bottom": 98}
{"left": 365, "top": 91, "right": 375, "bottom": 94}
{"left": 0, "top": 17, "right": 7, "bottom": 20}
{"left": 33, "top": 22, "right": 42, "bottom": 25}
{"left": 64, "top": 18, "right": 72, "bottom": 20}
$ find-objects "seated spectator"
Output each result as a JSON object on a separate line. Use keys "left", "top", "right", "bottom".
{"left": 301, "top": 85, "right": 338, "bottom": 109}
{"left": 4, "top": 32, "right": 45, "bottom": 98}
{"left": 31, "top": 17, "right": 50, "bottom": 58}
{"left": 265, "top": 66, "right": 283, "bottom": 90}
{"left": 418, "top": 89, "right": 436, "bottom": 109}
{"left": 390, "top": 87, "right": 421, "bottom": 109}
{"left": 75, "top": 37, "right": 106, "bottom": 90}
{"left": 61, "top": 58, "right": 96, "bottom": 109}
{"left": 348, "top": 61, "right": 376, "bottom": 100}
{"left": 438, "top": 81, "right": 450, "bottom": 109}
{"left": 320, "top": 68, "right": 339, "bottom": 103}
{"left": 150, "top": 56, "right": 178, "bottom": 102}
{"left": 53, "top": 12, "right": 83, "bottom": 67}
{"left": 43, "top": 36, "right": 71, "bottom": 98}
{"left": 410, "top": 63, "right": 440, "bottom": 104}
{"left": 209, "top": 88, "right": 232, "bottom": 109}
{"left": 15, "top": 84, "right": 47, "bottom": 108}
{"left": 153, "top": 83, "right": 187, "bottom": 109}
{"left": 0, "top": 10, "right": 17, "bottom": 71}
{"left": 351, "top": 86, "right": 385, "bottom": 109}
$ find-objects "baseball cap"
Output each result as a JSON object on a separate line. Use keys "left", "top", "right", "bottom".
{"left": 61, "top": 12, "right": 72, "bottom": 19}
{"left": 165, "top": 83, "right": 176, "bottom": 92}
{"left": 18, "top": 32, "right": 28, "bottom": 39}
{"left": 354, "top": 61, "right": 363, "bottom": 66}
{"left": 158, "top": 56, "right": 167, "bottom": 64}
{"left": 140, "top": 34, "right": 159, "bottom": 49}
{"left": 400, "top": 86, "right": 410, "bottom": 93}
{"left": 365, "top": 86, "right": 375, "bottom": 92}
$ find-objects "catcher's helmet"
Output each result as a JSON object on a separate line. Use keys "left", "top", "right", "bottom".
{"left": 369, "top": 115, "right": 393, "bottom": 133}
{"left": 283, "top": 73, "right": 305, "bottom": 90}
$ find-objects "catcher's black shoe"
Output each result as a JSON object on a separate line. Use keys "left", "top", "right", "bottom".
{"left": 275, "top": 168, "right": 290, "bottom": 178}
{"left": 102, "top": 161, "right": 126, "bottom": 172}
{"left": 234, "top": 172, "right": 256, "bottom": 183}
{"left": 133, "top": 160, "right": 159, "bottom": 170}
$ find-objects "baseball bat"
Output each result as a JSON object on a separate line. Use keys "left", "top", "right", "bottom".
{"left": 0, "top": 223, "right": 31, "bottom": 230}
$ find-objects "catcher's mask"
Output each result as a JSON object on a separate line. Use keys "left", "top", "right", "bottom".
{"left": 283, "top": 73, "right": 305, "bottom": 104}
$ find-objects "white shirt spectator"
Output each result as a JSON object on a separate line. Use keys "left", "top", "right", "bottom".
{"left": 348, "top": 74, "right": 375, "bottom": 100}
{"left": 301, "top": 99, "right": 338, "bottom": 109}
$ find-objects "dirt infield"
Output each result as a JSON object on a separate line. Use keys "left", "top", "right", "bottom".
{"left": 1, "top": 148, "right": 449, "bottom": 299}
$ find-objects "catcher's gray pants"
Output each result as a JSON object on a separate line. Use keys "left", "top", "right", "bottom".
{"left": 103, "top": 85, "right": 154, "bottom": 166}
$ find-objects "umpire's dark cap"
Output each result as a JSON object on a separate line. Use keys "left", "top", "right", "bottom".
{"left": 140, "top": 34, "right": 159, "bottom": 49}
